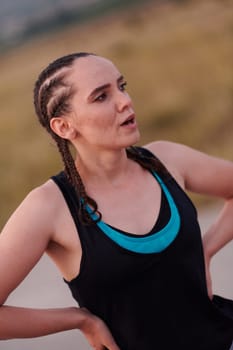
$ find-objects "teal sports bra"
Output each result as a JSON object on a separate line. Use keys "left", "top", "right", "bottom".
{"left": 85, "top": 172, "right": 181, "bottom": 254}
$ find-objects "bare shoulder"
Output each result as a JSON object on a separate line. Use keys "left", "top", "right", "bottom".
{"left": 144, "top": 140, "right": 188, "bottom": 163}
{"left": 144, "top": 140, "right": 233, "bottom": 197}
{"left": 144, "top": 140, "right": 187, "bottom": 187}
{"left": 28, "top": 178, "right": 60, "bottom": 201}
{"left": 26, "top": 179, "right": 63, "bottom": 212}
{"left": 1, "top": 179, "right": 62, "bottom": 240}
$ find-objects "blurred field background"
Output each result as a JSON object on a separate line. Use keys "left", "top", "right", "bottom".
{"left": 1, "top": 0, "right": 233, "bottom": 229}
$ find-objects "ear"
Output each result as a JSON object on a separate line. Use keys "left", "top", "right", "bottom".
{"left": 50, "top": 117, "right": 77, "bottom": 140}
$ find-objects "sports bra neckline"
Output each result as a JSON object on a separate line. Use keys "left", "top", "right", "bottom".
{"left": 85, "top": 171, "right": 181, "bottom": 254}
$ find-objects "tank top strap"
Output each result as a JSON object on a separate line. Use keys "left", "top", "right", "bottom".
{"left": 51, "top": 171, "right": 81, "bottom": 227}
{"left": 134, "top": 146, "right": 172, "bottom": 182}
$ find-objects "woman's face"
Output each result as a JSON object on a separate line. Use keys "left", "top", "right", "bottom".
{"left": 67, "top": 55, "right": 140, "bottom": 151}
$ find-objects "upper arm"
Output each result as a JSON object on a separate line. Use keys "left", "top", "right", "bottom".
{"left": 145, "top": 140, "right": 233, "bottom": 199}
{"left": 0, "top": 184, "right": 55, "bottom": 305}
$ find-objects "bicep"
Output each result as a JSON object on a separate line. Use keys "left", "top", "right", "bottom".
{"left": 0, "top": 190, "right": 53, "bottom": 305}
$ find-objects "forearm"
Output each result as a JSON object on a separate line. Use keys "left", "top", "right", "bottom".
{"left": 0, "top": 305, "right": 87, "bottom": 340}
{"left": 202, "top": 198, "right": 233, "bottom": 258}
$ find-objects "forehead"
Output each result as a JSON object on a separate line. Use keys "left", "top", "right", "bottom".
{"left": 69, "top": 56, "right": 121, "bottom": 89}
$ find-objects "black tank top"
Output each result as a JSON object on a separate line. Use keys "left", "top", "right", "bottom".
{"left": 51, "top": 148, "right": 233, "bottom": 350}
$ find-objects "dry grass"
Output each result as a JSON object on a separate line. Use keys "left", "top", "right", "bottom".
{"left": 1, "top": 0, "right": 233, "bottom": 227}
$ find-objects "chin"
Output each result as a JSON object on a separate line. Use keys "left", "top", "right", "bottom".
{"left": 131, "top": 130, "right": 141, "bottom": 144}
{"left": 123, "top": 132, "right": 141, "bottom": 148}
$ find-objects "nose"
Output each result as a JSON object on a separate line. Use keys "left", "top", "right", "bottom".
{"left": 116, "top": 90, "right": 132, "bottom": 112}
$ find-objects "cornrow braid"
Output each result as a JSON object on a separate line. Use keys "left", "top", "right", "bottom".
{"left": 53, "top": 134, "right": 101, "bottom": 224}
{"left": 34, "top": 52, "right": 101, "bottom": 224}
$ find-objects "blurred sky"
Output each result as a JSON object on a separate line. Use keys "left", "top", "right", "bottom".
{"left": 0, "top": 0, "right": 101, "bottom": 44}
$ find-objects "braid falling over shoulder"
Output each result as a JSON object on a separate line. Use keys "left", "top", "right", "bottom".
{"left": 33, "top": 52, "right": 100, "bottom": 224}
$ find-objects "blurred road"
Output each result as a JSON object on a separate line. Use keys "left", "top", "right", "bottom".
{"left": 2, "top": 205, "right": 233, "bottom": 350}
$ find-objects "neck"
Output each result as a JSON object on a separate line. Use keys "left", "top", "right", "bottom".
{"left": 75, "top": 147, "right": 133, "bottom": 187}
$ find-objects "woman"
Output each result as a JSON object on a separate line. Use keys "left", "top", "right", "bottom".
{"left": 0, "top": 52, "right": 233, "bottom": 350}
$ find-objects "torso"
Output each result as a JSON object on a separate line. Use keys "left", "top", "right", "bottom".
{"left": 52, "top": 148, "right": 233, "bottom": 350}
{"left": 44, "top": 143, "right": 184, "bottom": 281}
{"left": 40, "top": 143, "right": 233, "bottom": 349}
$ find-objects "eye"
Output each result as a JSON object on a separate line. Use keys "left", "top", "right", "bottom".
{"left": 119, "top": 81, "right": 127, "bottom": 91}
{"left": 94, "top": 92, "right": 107, "bottom": 102}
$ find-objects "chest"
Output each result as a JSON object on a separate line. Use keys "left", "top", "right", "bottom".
{"left": 89, "top": 171, "right": 162, "bottom": 235}
{"left": 74, "top": 178, "right": 204, "bottom": 291}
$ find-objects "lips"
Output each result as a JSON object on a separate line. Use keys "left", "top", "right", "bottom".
{"left": 120, "top": 114, "right": 135, "bottom": 126}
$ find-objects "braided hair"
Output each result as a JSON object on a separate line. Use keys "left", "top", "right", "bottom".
{"left": 33, "top": 52, "right": 165, "bottom": 224}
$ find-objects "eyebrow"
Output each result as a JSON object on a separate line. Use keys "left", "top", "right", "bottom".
{"left": 87, "top": 75, "right": 124, "bottom": 101}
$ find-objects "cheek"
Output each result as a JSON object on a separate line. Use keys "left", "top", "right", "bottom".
{"left": 87, "top": 110, "right": 115, "bottom": 129}
{"left": 88, "top": 119, "right": 115, "bottom": 139}
{"left": 73, "top": 103, "right": 116, "bottom": 135}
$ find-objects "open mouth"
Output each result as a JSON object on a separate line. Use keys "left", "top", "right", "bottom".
{"left": 121, "top": 116, "right": 135, "bottom": 126}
